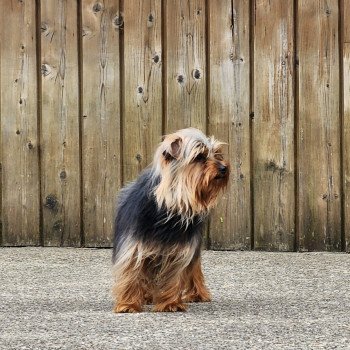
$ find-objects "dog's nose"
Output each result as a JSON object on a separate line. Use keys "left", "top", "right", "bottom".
{"left": 218, "top": 164, "right": 227, "bottom": 175}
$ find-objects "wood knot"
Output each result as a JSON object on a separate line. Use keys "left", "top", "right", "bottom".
{"left": 113, "top": 15, "right": 124, "bottom": 29}
{"left": 153, "top": 54, "right": 160, "bottom": 63}
{"left": 82, "top": 27, "right": 91, "bottom": 37}
{"left": 266, "top": 160, "right": 286, "bottom": 174}
{"left": 192, "top": 69, "right": 201, "bottom": 80}
{"left": 41, "top": 64, "right": 50, "bottom": 77}
{"left": 44, "top": 195, "right": 58, "bottom": 210}
{"left": 177, "top": 75, "right": 185, "bottom": 84}
{"left": 53, "top": 220, "right": 62, "bottom": 231}
{"left": 16, "top": 130, "right": 20, "bottom": 135}
{"left": 93, "top": 2, "right": 103, "bottom": 13}
{"left": 60, "top": 170, "right": 67, "bottom": 180}
{"left": 41, "top": 22, "right": 48, "bottom": 33}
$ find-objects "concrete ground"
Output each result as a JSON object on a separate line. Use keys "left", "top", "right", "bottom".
{"left": 0, "top": 248, "right": 349, "bottom": 350}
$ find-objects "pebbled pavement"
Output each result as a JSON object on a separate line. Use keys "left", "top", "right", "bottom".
{"left": 0, "top": 248, "right": 349, "bottom": 350}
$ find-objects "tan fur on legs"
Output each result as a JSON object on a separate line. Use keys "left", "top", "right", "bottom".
{"left": 152, "top": 238, "right": 201, "bottom": 311}
{"left": 182, "top": 257, "right": 211, "bottom": 303}
{"left": 113, "top": 262, "right": 144, "bottom": 313}
{"left": 153, "top": 267, "right": 187, "bottom": 312}
{"left": 113, "top": 239, "right": 148, "bottom": 313}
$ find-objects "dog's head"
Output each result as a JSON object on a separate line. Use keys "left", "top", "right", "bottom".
{"left": 152, "top": 128, "right": 230, "bottom": 220}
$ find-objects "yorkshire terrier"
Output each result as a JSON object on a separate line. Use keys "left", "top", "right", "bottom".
{"left": 112, "top": 128, "right": 229, "bottom": 312}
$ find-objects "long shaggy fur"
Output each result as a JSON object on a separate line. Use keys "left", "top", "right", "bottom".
{"left": 112, "top": 128, "right": 229, "bottom": 312}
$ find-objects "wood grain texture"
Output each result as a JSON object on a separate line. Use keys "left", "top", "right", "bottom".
{"left": 253, "top": 0, "right": 295, "bottom": 251}
{"left": 0, "top": 5, "right": 2, "bottom": 245}
{"left": 0, "top": 0, "right": 40, "bottom": 245}
{"left": 40, "top": 0, "right": 81, "bottom": 246}
{"left": 165, "top": 0, "right": 206, "bottom": 132}
{"left": 345, "top": 0, "right": 350, "bottom": 43}
{"left": 82, "top": 0, "right": 121, "bottom": 247}
{"left": 344, "top": 2, "right": 350, "bottom": 252}
{"left": 298, "top": 0, "right": 341, "bottom": 251}
{"left": 208, "top": 0, "right": 251, "bottom": 249}
{"left": 123, "top": 0, "right": 162, "bottom": 182}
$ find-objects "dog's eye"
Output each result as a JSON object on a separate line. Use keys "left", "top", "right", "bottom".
{"left": 195, "top": 153, "right": 206, "bottom": 162}
{"left": 215, "top": 153, "right": 224, "bottom": 161}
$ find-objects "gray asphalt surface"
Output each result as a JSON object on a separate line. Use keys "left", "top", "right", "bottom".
{"left": 0, "top": 248, "right": 349, "bottom": 350}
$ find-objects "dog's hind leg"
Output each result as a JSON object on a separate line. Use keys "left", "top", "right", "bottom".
{"left": 112, "top": 241, "right": 145, "bottom": 313}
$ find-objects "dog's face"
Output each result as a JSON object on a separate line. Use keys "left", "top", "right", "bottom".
{"left": 153, "top": 128, "right": 230, "bottom": 219}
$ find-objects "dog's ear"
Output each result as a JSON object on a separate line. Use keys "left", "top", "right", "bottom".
{"left": 162, "top": 137, "right": 182, "bottom": 161}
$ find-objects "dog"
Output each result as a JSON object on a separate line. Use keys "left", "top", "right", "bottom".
{"left": 112, "top": 127, "right": 229, "bottom": 312}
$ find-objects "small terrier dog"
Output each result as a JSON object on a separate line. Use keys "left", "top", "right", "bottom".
{"left": 112, "top": 128, "right": 229, "bottom": 312}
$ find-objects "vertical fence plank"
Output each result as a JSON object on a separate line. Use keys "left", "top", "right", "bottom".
{"left": 40, "top": 0, "right": 81, "bottom": 246}
{"left": 253, "top": 0, "right": 295, "bottom": 251}
{"left": 0, "top": 0, "right": 40, "bottom": 245}
{"left": 344, "top": 0, "right": 350, "bottom": 252}
{"left": 123, "top": 0, "right": 162, "bottom": 182}
{"left": 165, "top": 0, "right": 206, "bottom": 132}
{"left": 298, "top": 1, "right": 341, "bottom": 251}
{"left": 208, "top": 1, "right": 251, "bottom": 249}
{"left": 82, "top": 0, "right": 121, "bottom": 246}
{"left": 0, "top": 2, "right": 2, "bottom": 245}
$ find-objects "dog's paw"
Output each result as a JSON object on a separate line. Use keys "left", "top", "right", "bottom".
{"left": 153, "top": 303, "right": 187, "bottom": 312}
{"left": 113, "top": 303, "right": 142, "bottom": 313}
{"left": 183, "top": 294, "right": 211, "bottom": 303}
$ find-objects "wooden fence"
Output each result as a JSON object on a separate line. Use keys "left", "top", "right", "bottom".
{"left": 0, "top": 0, "right": 349, "bottom": 251}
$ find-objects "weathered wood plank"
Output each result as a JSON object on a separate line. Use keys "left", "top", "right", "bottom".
{"left": 345, "top": 0, "right": 350, "bottom": 43}
{"left": 82, "top": 0, "right": 121, "bottom": 246}
{"left": 41, "top": 0, "right": 81, "bottom": 246}
{"left": 253, "top": 0, "right": 295, "bottom": 251}
{"left": 298, "top": 0, "right": 341, "bottom": 251}
{"left": 123, "top": 0, "right": 162, "bottom": 182}
{"left": 165, "top": 0, "right": 206, "bottom": 132}
{"left": 344, "top": 1, "right": 350, "bottom": 252}
{"left": 208, "top": 0, "right": 251, "bottom": 249}
{"left": 0, "top": 3, "right": 2, "bottom": 245}
{"left": 0, "top": 0, "right": 40, "bottom": 245}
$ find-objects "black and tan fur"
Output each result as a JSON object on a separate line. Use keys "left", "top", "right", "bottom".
{"left": 112, "top": 128, "right": 229, "bottom": 312}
